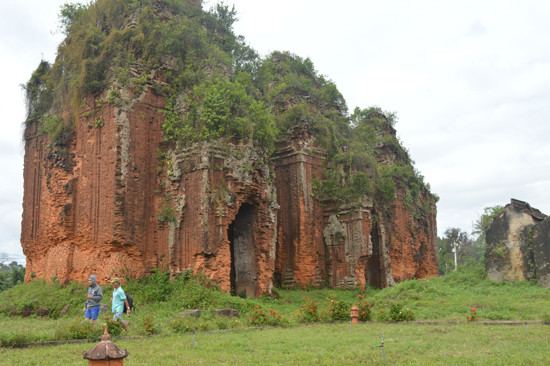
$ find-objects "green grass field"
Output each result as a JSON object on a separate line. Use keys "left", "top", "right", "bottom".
{"left": 1, "top": 322, "right": 549, "bottom": 365}
{"left": 1, "top": 266, "right": 550, "bottom": 365}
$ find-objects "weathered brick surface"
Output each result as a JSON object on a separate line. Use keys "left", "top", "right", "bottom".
{"left": 273, "top": 140, "right": 326, "bottom": 288}
{"left": 22, "top": 88, "right": 438, "bottom": 293}
{"left": 486, "top": 199, "right": 549, "bottom": 286}
{"left": 22, "top": 88, "right": 164, "bottom": 283}
{"left": 385, "top": 191, "right": 439, "bottom": 283}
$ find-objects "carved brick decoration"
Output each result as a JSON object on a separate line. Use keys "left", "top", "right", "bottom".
{"left": 22, "top": 87, "right": 438, "bottom": 296}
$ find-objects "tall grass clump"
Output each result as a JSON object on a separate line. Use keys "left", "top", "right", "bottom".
{"left": 54, "top": 318, "right": 102, "bottom": 341}
{"left": 369, "top": 265, "right": 550, "bottom": 321}
{"left": 123, "top": 270, "right": 254, "bottom": 315}
{"left": 0, "top": 279, "right": 85, "bottom": 318}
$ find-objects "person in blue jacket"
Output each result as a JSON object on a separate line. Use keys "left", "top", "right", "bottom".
{"left": 83, "top": 274, "right": 103, "bottom": 324}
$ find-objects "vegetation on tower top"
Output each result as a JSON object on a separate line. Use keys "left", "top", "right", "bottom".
{"left": 23, "top": 0, "right": 437, "bottom": 211}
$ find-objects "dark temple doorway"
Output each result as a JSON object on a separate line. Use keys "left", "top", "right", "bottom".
{"left": 366, "top": 224, "right": 382, "bottom": 288}
{"left": 228, "top": 203, "right": 256, "bottom": 297}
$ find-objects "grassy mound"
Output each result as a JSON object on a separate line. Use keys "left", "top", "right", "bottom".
{"left": 1, "top": 266, "right": 549, "bottom": 345}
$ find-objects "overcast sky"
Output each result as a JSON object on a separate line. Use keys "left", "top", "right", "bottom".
{"left": 2, "top": 0, "right": 550, "bottom": 264}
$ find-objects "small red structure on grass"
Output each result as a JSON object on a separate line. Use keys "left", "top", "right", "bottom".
{"left": 350, "top": 305, "right": 359, "bottom": 324}
{"left": 83, "top": 328, "right": 129, "bottom": 365}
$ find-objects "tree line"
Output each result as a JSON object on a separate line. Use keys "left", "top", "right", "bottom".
{"left": 438, "top": 205, "right": 503, "bottom": 275}
{"left": 0, "top": 255, "right": 25, "bottom": 292}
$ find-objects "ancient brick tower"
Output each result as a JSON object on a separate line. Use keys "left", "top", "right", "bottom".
{"left": 21, "top": 0, "right": 438, "bottom": 296}
{"left": 22, "top": 88, "right": 438, "bottom": 295}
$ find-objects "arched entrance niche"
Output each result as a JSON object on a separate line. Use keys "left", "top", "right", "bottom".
{"left": 366, "top": 223, "right": 382, "bottom": 288}
{"left": 228, "top": 203, "right": 257, "bottom": 297}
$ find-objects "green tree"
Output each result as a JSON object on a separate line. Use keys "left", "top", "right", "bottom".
{"left": 438, "top": 227, "right": 473, "bottom": 275}
{"left": 471, "top": 205, "right": 504, "bottom": 262}
{"left": 0, "top": 259, "right": 25, "bottom": 292}
{"left": 58, "top": 2, "right": 88, "bottom": 34}
{"left": 9, "top": 262, "right": 25, "bottom": 287}
{"left": 456, "top": 232, "right": 479, "bottom": 266}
